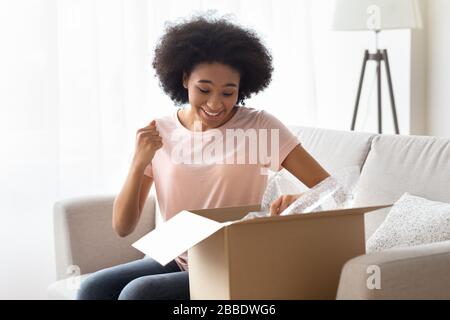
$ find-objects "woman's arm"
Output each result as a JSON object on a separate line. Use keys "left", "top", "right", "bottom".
{"left": 281, "top": 144, "right": 330, "bottom": 188}
{"left": 269, "top": 144, "right": 330, "bottom": 215}
{"left": 112, "top": 164, "right": 153, "bottom": 237}
{"left": 113, "top": 119, "right": 162, "bottom": 236}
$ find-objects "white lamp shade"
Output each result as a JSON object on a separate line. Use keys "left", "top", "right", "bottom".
{"left": 332, "top": 0, "right": 423, "bottom": 31}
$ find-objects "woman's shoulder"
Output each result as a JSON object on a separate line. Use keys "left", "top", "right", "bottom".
{"left": 154, "top": 108, "right": 179, "bottom": 124}
{"left": 151, "top": 109, "right": 179, "bottom": 134}
{"left": 236, "top": 106, "right": 279, "bottom": 126}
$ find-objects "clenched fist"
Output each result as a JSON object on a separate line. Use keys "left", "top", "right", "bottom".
{"left": 132, "top": 120, "right": 163, "bottom": 169}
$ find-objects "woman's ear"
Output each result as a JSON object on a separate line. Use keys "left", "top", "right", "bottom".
{"left": 182, "top": 72, "right": 188, "bottom": 89}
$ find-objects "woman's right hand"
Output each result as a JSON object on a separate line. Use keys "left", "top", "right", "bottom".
{"left": 132, "top": 120, "right": 163, "bottom": 169}
{"left": 270, "top": 194, "right": 302, "bottom": 216}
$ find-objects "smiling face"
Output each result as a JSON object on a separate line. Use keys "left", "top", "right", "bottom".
{"left": 182, "top": 62, "right": 240, "bottom": 131}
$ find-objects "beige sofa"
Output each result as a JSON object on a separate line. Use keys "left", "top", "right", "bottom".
{"left": 47, "top": 126, "right": 450, "bottom": 299}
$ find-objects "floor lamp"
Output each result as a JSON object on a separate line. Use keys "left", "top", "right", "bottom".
{"left": 332, "top": 0, "right": 422, "bottom": 134}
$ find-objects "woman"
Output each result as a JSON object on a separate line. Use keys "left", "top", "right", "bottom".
{"left": 77, "top": 15, "right": 329, "bottom": 300}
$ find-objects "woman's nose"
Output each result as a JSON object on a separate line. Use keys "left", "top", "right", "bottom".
{"left": 206, "top": 96, "right": 223, "bottom": 110}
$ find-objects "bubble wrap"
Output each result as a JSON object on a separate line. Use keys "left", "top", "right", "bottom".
{"left": 260, "top": 172, "right": 304, "bottom": 211}
{"left": 280, "top": 165, "right": 359, "bottom": 216}
{"left": 242, "top": 166, "right": 360, "bottom": 220}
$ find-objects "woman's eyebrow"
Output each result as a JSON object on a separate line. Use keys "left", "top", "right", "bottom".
{"left": 197, "top": 80, "right": 238, "bottom": 87}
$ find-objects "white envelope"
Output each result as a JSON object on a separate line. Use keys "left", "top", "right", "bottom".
{"left": 132, "top": 210, "right": 234, "bottom": 266}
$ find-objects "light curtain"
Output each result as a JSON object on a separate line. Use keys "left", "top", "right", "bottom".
{"left": 0, "top": 0, "right": 319, "bottom": 299}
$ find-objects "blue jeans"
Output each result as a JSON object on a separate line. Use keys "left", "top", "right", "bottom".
{"left": 76, "top": 257, "right": 189, "bottom": 300}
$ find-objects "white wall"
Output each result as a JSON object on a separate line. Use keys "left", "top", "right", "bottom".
{"left": 426, "top": 0, "right": 450, "bottom": 137}
{"left": 253, "top": 1, "right": 414, "bottom": 136}
{"left": 314, "top": 28, "right": 412, "bottom": 135}
{"left": 312, "top": 0, "right": 450, "bottom": 138}
{"left": 310, "top": 0, "right": 412, "bottom": 135}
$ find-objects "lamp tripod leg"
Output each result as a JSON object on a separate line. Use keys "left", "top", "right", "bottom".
{"left": 382, "top": 49, "right": 400, "bottom": 134}
{"left": 351, "top": 50, "right": 369, "bottom": 131}
{"left": 377, "top": 57, "right": 382, "bottom": 134}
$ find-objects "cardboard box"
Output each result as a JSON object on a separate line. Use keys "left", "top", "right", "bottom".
{"left": 133, "top": 203, "right": 391, "bottom": 300}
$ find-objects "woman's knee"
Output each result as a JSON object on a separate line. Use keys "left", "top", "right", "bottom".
{"left": 118, "top": 273, "right": 189, "bottom": 300}
{"left": 76, "top": 269, "right": 120, "bottom": 300}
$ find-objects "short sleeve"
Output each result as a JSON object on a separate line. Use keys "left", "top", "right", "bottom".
{"left": 143, "top": 163, "right": 153, "bottom": 178}
{"left": 258, "top": 110, "right": 301, "bottom": 171}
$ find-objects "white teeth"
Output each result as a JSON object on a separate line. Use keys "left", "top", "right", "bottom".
{"left": 203, "top": 109, "right": 221, "bottom": 116}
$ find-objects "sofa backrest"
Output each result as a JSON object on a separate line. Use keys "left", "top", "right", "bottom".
{"left": 354, "top": 134, "right": 450, "bottom": 240}
{"left": 289, "top": 127, "right": 450, "bottom": 242}
{"left": 286, "top": 126, "right": 376, "bottom": 192}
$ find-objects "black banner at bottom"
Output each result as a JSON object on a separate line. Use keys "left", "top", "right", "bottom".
{"left": 1, "top": 300, "right": 444, "bottom": 319}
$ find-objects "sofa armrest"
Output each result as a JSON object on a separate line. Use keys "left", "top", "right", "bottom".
{"left": 336, "top": 240, "right": 450, "bottom": 299}
{"left": 53, "top": 194, "right": 156, "bottom": 280}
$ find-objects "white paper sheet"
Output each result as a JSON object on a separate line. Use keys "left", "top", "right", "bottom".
{"left": 132, "top": 210, "right": 233, "bottom": 266}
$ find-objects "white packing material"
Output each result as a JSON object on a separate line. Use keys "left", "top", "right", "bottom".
{"left": 242, "top": 166, "right": 360, "bottom": 220}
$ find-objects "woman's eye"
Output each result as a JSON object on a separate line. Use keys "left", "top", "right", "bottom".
{"left": 197, "top": 87, "right": 234, "bottom": 97}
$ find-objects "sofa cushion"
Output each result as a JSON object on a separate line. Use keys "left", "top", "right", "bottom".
{"left": 366, "top": 193, "right": 450, "bottom": 252}
{"left": 354, "top": 134, "right": 450, "bottom": 240}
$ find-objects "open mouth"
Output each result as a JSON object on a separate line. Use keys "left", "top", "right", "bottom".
{"left": 201, "top": 108, "right": 224, "bottom": 119}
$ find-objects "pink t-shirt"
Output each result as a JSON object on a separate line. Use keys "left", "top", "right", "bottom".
{"left": 144, "top": 106, "right": 300, "bottom": 270}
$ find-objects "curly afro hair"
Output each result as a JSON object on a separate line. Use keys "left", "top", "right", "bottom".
{"left": 152, "top": 14, "right": 273, "bottom": 106}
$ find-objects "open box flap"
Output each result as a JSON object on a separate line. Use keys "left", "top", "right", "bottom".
{"left": 132, "top": 204, "right": 392, "bottom": 266}
{"left": 132, "top": 210, "right": 232, "bottom": 266}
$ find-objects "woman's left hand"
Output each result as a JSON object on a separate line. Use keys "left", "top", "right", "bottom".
{"left": 270, "top": 194, "right": 302, "bottom": 216}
